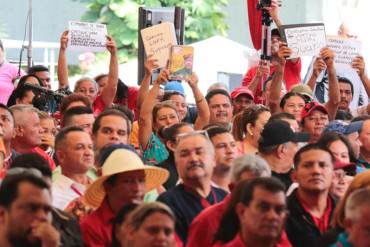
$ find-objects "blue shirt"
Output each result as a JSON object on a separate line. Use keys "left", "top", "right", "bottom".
{"left": 157, "top": 183, "right": 227, "bottom": 244}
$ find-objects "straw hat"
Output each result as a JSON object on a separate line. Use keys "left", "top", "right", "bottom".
{"left": 83, "top": 149, "right": 169, "bottom": 208}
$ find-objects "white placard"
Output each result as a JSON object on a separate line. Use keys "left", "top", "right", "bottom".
{"left": 326, "top": 36, "right": 362, "bottom": 69}
{"left": 68, "top": 21, "right": 107, "bottom": 52}
{"left": 140, "top": 22, "right": 177, "bottom": 68}
{"left": 281, "top": 24, "right": 326, "bottom": 59}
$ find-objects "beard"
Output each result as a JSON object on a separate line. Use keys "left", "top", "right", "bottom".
{"left": 8, "top": 229, "right": 41, "bottom": 247}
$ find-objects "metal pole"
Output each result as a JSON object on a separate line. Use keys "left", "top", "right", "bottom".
{"left": 27, "top": 0, "right": 33, "bottom": 69}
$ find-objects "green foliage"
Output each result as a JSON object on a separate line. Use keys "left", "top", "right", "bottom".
{"left": 78, "top": 0, "right": 229, "bottom": 62}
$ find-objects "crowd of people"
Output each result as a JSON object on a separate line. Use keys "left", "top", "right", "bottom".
{"left": 1, "top": 3, "right": 370, "bottom": 247}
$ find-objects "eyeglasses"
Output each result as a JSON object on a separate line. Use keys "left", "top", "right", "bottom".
{"left": 6, "top": 167, "right": 43, "bottom": 178}
{"left": 176, "top": 130, "right": 209, "bottom": 144}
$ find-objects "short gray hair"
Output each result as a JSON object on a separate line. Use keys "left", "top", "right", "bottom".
{"left": 231, "top": 154, "right": 271, "bottom": 182}
{"left": 345, "top": 188, "right": 370, "bottom": 222}
{"left": 207, "top": 82, "right": 229, "bottom": 93}
{"left": 9, "top": 104, "right": 40, "bottom": 126}
{"left": 74, "top": 77, "right": 98, "bottom": 92}
{"left": 175, "top": 132, "right": 215, "bottom": 158}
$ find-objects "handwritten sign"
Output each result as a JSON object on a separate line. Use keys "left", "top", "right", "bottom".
{"left": 326, "top": 36, "right": 361, "bottom": 68}
{"left": 140, "top": 22, "right": 177, "bottom": 68}
{"left": 280, "top": 23, "right": 326, "bottom": 59}
{"left": 68, "top": 21, "right": 107, "bottom": 52}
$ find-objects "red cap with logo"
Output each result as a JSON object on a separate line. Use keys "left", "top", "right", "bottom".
{"left": 301, "top": 101, "right": 328, "bottom": 120}
{"left": 230, "top": 86, "right": 254, "bottom": 100}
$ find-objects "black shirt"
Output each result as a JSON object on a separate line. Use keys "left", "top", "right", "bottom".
{"left": 157, "top": 153, "right": 179, "bottom": 190}
{"left": 271, "top": 169, "right": 293, "bottom": 191}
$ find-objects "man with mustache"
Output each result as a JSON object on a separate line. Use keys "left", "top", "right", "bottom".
{"left": 157, "top": 131, "right": 227, "bottom": 244}
{"left": 337, "top": 76, "right": 369, "bottom": 117}
{"left": 285, "top": 144, "right": 336, "bottom": 247}
{"left": 205, "top": 89, "right": 233, "bottom": 129}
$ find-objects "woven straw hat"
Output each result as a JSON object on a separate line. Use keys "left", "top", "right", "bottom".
{"left": 83, "top": 149, "right": 169, "bottom": 208}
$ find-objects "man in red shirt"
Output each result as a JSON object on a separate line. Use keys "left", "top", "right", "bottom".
{"left": 285, "top": 143, "right": 336, "bottom": 247}
{"left": 242, "top": 29, "right": 301, "bottom": 104}
{"left": 9, "top": 104, "right": 55, "bottom": 170}
{"left": 187, "top": 154, "right": 272, "bottom": 247}
{"left": 212, "top": 177, "right": 288, "bottom": 247}
{"left": 80, "top": 144, "right": 168, "bottom": 247}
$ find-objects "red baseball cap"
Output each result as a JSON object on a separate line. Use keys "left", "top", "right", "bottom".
{"left": 334, "top": 161, "right": 357, "bottom": 175}
{"left": 230, "top": 86, "right": 254, "bottom": 100}
{"left": 301, "top": 101, "right": 328, "bottom": 120}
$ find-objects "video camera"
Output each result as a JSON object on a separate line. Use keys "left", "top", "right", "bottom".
{"left": 257, "top": 0, "right": 271, "bottom": 9}
{"left": 23, "top": 83, "right": 66, "bottom": 113}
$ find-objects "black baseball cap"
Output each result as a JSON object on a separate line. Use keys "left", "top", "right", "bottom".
{"left": 259, "top": 120, "right": 310, "bottom": 148}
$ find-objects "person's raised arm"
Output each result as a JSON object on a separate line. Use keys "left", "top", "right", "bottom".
{"left": 267, "top": 0, "right": 282, "bottom": 28}
{"left": 100, "top": 36, "right": 118, "bottom": 107}
{"left": 269, "top": 43, "right": 291, "bottom": 113}
{"left": 247, "top": 61, "right": 270, "bottom": 95}
{"left": 57, "top": 31, "right": 69, "bottom": 90}
{"left": 139, "top": 69, "right": 169, "bottom": 150}
{"left": 186, "top": 73, "right": 210, "bottom": 130}
{"left": 352, "top": 56, "right": 370, "bottom": 98}
{"left": 322, "top": 47, "right": 340, "bottom": 120}
{"left": 307, "top": 57, "right": 326, "bottom": 90}
{"left": 137, "top": 56, "right": 159, "bottom": 110}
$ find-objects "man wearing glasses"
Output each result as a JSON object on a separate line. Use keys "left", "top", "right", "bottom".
{"left": 157, "top": 131, "right": 227, "bottom": 244}
{"left": 0, "top": 171, "right": 61, "bottom": 247}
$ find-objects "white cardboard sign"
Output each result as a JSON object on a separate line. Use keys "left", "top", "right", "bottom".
{"left": 68, "top": 21, "right": 107, "bottom": 52}
{"left": 140, "top": 22, "right": 177, "bottom": 68}
{"left": 280, "top": 23, "right": 326, "bottom": 59}
{"left": 326, "top": 36, "right": 362, "bottom": 69}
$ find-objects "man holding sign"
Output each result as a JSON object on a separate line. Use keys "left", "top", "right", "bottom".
{"left": 304, "top": 23, "right": 369, "bottom": 114}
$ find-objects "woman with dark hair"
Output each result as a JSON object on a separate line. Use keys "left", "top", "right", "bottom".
{"left": 7, "top": 74, "right": 42, "bottom": 107}
{"left": 157, "top": 123, "right": 194, "bottom": 189}
{"left": 279, "top": 92, "right": 306, "bottom": 122}
{"left": 232, "top": 105, "right": 271, "bottom": 154}
{"left": 318, "top": 132, "right": 357, "bottom": 199}
{"left": 118, "top": 202, "right": 179, "bottom": 247}
{"left": 318, "top": 132, "right": 356, "bottom": 163}
{"left": 95, "top": 74, "right": 139, "bottom": 120}
{"left": 111, "top": 203, "right": 139, "bottom": 247}
{"left": 139, "top": 69, "right": 181, "bottom": 166}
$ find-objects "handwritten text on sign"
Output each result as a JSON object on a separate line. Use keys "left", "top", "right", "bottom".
{"left": 284, "top": 25, "right": 326, "bottom": 58}
{"left": 68, "top": 21, "right": 107, "bottom": 52}
{"left": 140, "top": 22, "right": 177, "bottom": 68}
{"left": 327, "top": 37, "right": 361, "bottom": 68}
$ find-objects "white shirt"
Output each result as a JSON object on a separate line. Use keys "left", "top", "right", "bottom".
{"left": 52, "top": 173, "right": 86, "bottom": 210}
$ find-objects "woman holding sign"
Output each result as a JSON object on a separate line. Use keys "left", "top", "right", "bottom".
{"left": 57, "top": 30, "right": 118, "bottom": 116}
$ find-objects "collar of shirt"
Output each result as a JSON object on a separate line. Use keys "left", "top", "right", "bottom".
{"left": 53, "top": 173, "right": 86, "bottom": 192}
{"left": 297, "top": 192, "right": 333, "bottom": 233}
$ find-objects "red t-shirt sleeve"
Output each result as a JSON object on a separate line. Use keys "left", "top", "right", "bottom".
{"left": 93, "top": 94, "right": 106, "bottom": 116}
{"left": 242, "top": 67, "right": 257, "bottom": 86}
{"left": 284, "top": 58, "right": 302, "bottom": 91}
